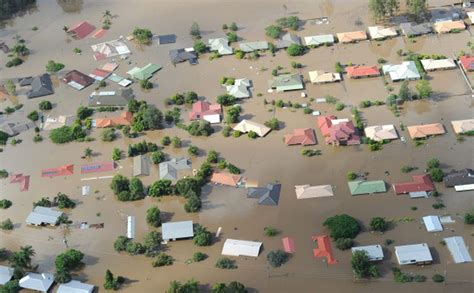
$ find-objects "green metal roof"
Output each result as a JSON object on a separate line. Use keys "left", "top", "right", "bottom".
{"left": 127, "top": 63, "right": 161, "bottom": 80}
{"left": 348, "top": 180, "right": 387, "bottom": 195}
{"left": 268, "top": 74, "right": 303, "bottom": 92}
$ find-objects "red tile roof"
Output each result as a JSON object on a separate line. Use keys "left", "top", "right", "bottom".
{"left": 459, "top": 55, "right": 474, "bottom": 71}
{"left": 317, "top": 115, "right": 360, "bottom": 145}
{"left": 189, "top": 101, "right": 222, "bottom": 120}
{"left": 10, "top": 174, "right": 29, "bottom": 192}
{"left": 41, "top": 164, "right": 74, "bottom": 178}
{"left": 345, "top": 65, "right": 380, "bottom": 78}
{"left": 95, "top": 112, "right": 133, "bottom": 128}
{"left": 284, "top": 128, "right": 317, "bottom": 146}
{"left": 67, "top": 21, "right": 95, "bottom": 39}
{"left": 91, "top": 68, "right": 111, "bottom": 78}
{"left": 282, "top": 237, "right": 296, "bottom": 253}
{"left": 312, "top": 235, "right": 337, "bottom": 264}
{"left": 63, "top": 70, "right": 95, "bottom": 87}
{"left": 92, "top": 29, "right": 107, "bottom": 39}
{"left": 393, "top": 174, "right": 435, "bottom": 194}
{"left": 210, "top": 172, "right": 242, "bottom": 186}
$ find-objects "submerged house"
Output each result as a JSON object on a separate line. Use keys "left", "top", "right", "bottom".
{"left": 127, "top": 63, "right": 161, "bottom": 80}
{"left": 336, "top": 31, "right": 367, "bottom": 43}
{"left": 422, "top": 215, "right": 443, "bottom": 232}
{"left": 208, "top": 37, "right": 233, "bottom": 55}
{"left": 95, "top": 111, "right": 133, "bottom": 128}
{"left": 169, "top": 48, "right": 198, "bottom": 65}
{"left": 295, "top": 185, "right": 334, "bottom": 199}
{"left": 364, "top": 125, "right": 398, "bottom": 141}
{"left": 57, "top": 280, "right": 95, "bottom": 293}
{"left": 444, "top": 236, "right": 472, "bottom": 264}
{"left": 210, "top": 172, "right": 242, "bottom": 187}
{"left": 19, "top": 273, "right": 54, "bottom": 292}
{"left": 348, "top": 180, "right": 387, "bottom": 196}
{"left": 222, "top": 239, "right": 262, "bottom": 257}
{"left": 246, "top": 183, "right": 281, "bottom": 206}
{"left": 400, "top": 22, "right": 433, "bottom": 37}
{"left": 284, "top": 128, "right": 317, "bottom": 146}
{"left": 451, "top": 119, "right": 474, "bottom": 134}
{"left": 308, "top": 70, "right": 341, "bottom": 84}
{"left": 189, "top": 101, "right": 222, "bottom": 123}
{"left": 159, "top": 158, "right": 191, "bottom": 180}
{"left": 392, "top": 174, "right": 435, "bottom": 195}
{"left": 276, "top": 32, "right": 301, "bottom": 49}
{"left": 26, "top": 207, "right": 63, "bottom": 226}
{"left": 26, "top": 74, "right": 54, "bottom": 99}
{"left": 268, "top": 74, "right": 303, "bottom": 92}
{"left": 382, "top": 61, "right": 421, "bottom": 81}
{"left": 225, "top": 78, "right": 252, "bottom": 98}
{"left": 420, "top": 58, "right": 456, "bottom": 71}
{"left": 233, "top": 120, "right": 271, "bottom": 137}
{"left": 88, "top": 89, "right": 134, "bottom": 107}
{"left": 345, "top": 65, "right": 380, "bottom": 79}
{"left": 317, "top": 115, "right": 360, "bottom": 146}
{"left": 351, "top": 245, "right": 384, "bottom": 261}
{"left": 459, "top": 55, "right": 474, "bottom": 71}
{"left": 133, "top": 155, "right": 150, "bottom": 177}
{"left": 91, "top": 39, "right": 131, "bottom": 60}
{"left": 368, "top": 26, "right": 398, "bottom": 40}
{"left": 239, "top": 41, "right": 268, "bottom": 52}
{"left": 43, "top": 115, "right": 75, "bottom": 131}
{"left": 444, "top": 169, "right": 474, "bottom": 192}
{"left": 162, "top": 220, "right": 194, "bottom": 242}
{"left": 433, "top": 20, "right": 465, "bottom": 33}
{"left": 304, "top": 34, "right": 334, "bottom": 46}
{"left": 63, "top": 70, "right": 95, "bottom": 90}
{"left": 67, "top": 21, "right": 95, "bottom": 39}
{"left": 407, "top": 123, "right": 445, "bottom": 139}
{"left": 395, "top": 243, "right": 433, "bottom": 265}
{"left": 0, "top": 266, "right": 13, "bottom": 285}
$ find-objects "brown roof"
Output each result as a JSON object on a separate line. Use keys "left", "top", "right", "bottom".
{"left": 336, "top": 31, "right": 367, "bottom": 43}
{"left": 63, "top": 70, "right": 95, "bottom": 88}
{"left": 95, "top": 112, "right": 133, "bottom": 128}
{"left": 284, "top": 128, "right": 317, "bottom": 146}
{"left": 210, "top": 172, "right": 242, "bottom": 186}
{"left": 407, "top": 123, "right": 445, "bottom": 139}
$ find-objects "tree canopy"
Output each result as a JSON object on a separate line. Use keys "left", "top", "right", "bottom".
{"left": 323, "top": 214, "right": 360, "bottom": 240}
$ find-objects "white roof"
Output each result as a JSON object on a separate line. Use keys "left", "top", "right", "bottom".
{"left": 203, "top": 113, "right": 221, "bottom": 124}
{"left": 420, "top": 58, "right": 456, "bottom": 71}
{"left": 162, "top": 220, "right": 194, "bottom": 240}
{"left": 454, "top": 184, "right": 474, "bottom": 191}
{"left": 226, "top": 78, "right": 251, "bottom": 98}
{"left": 26, "top": 206, "right": 63, "bottom": 226}
{"left": 0, "top": 266, "right": 13, "bottom": 285}
{"left": 444, "top": 236, "right": 472, "bottom": 263}
{"left": 395, "top": 243, "right": 433, "bottom": 265}
{"left": 368, "top": 26, "right": 398, "bottom": 39}
{"left": 233, "top": 120, "right": 271, "bottom": 137}
{"left": 364, "top": 125, "right": 398, "bottom": 141}
{"left": 127, "top": 216, "right": 135, "bottom": 239}
{"left": 91, "top": 39, "right": 130, "bottom": 59}
{"left": 19, "top": 273, "right": 54, "bottom": 292}
{"left": 308, "top": 70, "right": 341, "bottom": 83}
{"left": 304, "top": 34, "right": 334, "bottom": 46}
{"left": 451, "top": 119, "right": 474, "bottom": 134}
{"left": 422, "top": 215, "right": 443, "bottom": 232}
{"left": 351, "top": 245, "right": 384, "bottom": 261}
{"left": 330, "top": 118, "right": 349, "bottom": 125}
{"left": 468, "top": 11, "right": 474, "bottom": 22}
{"left": 208, "top": 38, "right": 233, "bottom": 55}
{"left": 295, "top": 185, "right": 334, "bottom": 199}
{"left": 57, "top": 280, "right": 95, "bottom": 293}
{"left": 382, "top": 61, "right": 421, "bottom": 81}
{"left": 222, "top": 239, "right": 262, "bottom": 257}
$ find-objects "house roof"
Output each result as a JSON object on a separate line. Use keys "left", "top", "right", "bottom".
{"left": 233, "top": 119, "right": 271, "bottom": 137}
{"left": 275, "top": 32, "right": 301, "bottom": 49}
{"left": 91, "top": 39, "right": 130, "bottom": 60}
{"left": 393, "top": 174, "right": 435, "bottom": 194}
{"left": 239, "top": 41, "right": 268, "bottom": 52}
{"left": 420, "top": 58, "right": 456, "bottom": 71}
{"left": 382, "top": 61, "right": 421, "bottom": 81}
{"left": 407, "top": 123, "right": 445, "bottom": 139}
{"left": 210, "top": 172, "right": 242, "bottom": 186}
{"left": 444, "top": 236, "right": 473, "bottom": 263}
{"left": 434, "top": 20, "right": 465, "bottom": 33}
{"left": 295, "top": 184, "right": 334, "bottom": 199}
{"left": 88, "top": 89, "right": 134, "bottom": 107}
{"left": 351, "top": 245, "right": 384, "bottom": 261}
{"left": 57, "top": 280, "right": 95, "bottom": 293}
{"left": 422, "top": 215, "right": 443, "bottom": 232}
{"left": 348, "top": 180, "right": 387, "bottom": 195}
{"left": 282, "top": 237, "right": 296, "bottom": 253}
{"left": 127, "top": 63, "right": 161, "bottom": 80}
{"left": 225, "top": 78, "right": 251, "bottom": 98}
{"left": 63, "top": 70, "right": 95, "bottom": 90}
{"left": 400, "top": 22, "right": 433, "bottom": 36}
{"left": 249, "top": 183, "right": 281, "bottom": 206}
{"left": 1, "top": 121, "right": 36, "bottom": 136}
{"left": 80, "top": 161, "right": 115, "bottom": 174}
{"left": 27, "top": 74, "right": 54, "bottom": 99}
{"left": 169, "top": 48, "right": 198, "bottom": 65}
{"left": 189, "top": 101, "right": 222, "bottom": 120}
{"left": 308, "top": 70, "right": 341, "bottom": 83}
{"left": 222, "top": 239, "right": 262, "bottom": 257}
{"left": 368, "top": 26, "right": 398, "bottom": 39}
{"left": 208, "top": 37, "right": 233, "bottom": 55}
{"left": 133, "top": 155, "right": 150, "bottom": 177}
{"left": 459, "top": 55, "right": 474, "bottom": 71}
{"left": 451, "top": 119, "right": 474, "bottom": 134}
{"left": 157, "top": 34, "right": 176, "bottom": 44}
{"left": 364, "top": 125, "right": 398, "bottom": 141}
{"left": 68, "top": 21, "right": 95, "bottom": 39}
{"left": 336, "top": 31, "right": 367, "bottom": 43}
{"left": 395, "top": 243, "right": 433, "bottom": 265}
{"left": 162, "top": 220, "right": 194, "bottom": 240}
{"left": 317, "top": 115, "right": 360, "bottom": 145}
{"left": 41, "top": 164, "right": 74, "bottom": 177}
{"left": 19, "top": 273, "right": 54, "bottom": 292}
{"left": 345, "top": 65, "right": 380, "bottom": 78}
{"left": 0, "top": 266, "right": 13, "bottom": 285}
{"left": 26, "top": 206, "right": 63, "bottom": 226}
{"left": 312, "top": 235, "right": 337, "bottom": 264}
{"left": 43, "top": 115, "right": 75, "bottom": 131}
{"left": 268, "top": 74, "right": 303, "bottom": 91}
{"left": 159, "top": 158, "right": 191, "bottom": 180}
{"left": 284, "top": 128, "right": 317, "bottom": 145}
{"left": 444, "top": 169, "right": 474, "bottom": 187}
{"left": 304, "top": 34, "right": 334, "bottom": 46}
{"left": 95, "top": 111, "right": 133, "bottom": 128}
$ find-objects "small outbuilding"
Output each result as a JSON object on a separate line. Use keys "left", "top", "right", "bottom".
{"left": 351, "top": 245, "right": 384, "bottom": 261}
{"left": 162, "top": 220, "right": 194, "bottom": 241}
{"left": 222, "top": 239, "right": 262, "bottom": 257}
{"left": 57, "top": 280, "right": 95, "bottom": 293}
{"left": 26, "top": 206, "right": 63, "bottom": 226}
{"left": 133, "top": 155, "right": 150, "bottom": 177}
{"left": 422, "top": 215, "right": 443, "bottom": 232}
{"left": 444, "top": 236, "right": 472, "bottom": 264}
{"left": 395, "top": 243, "right": 433, "bottom": 265}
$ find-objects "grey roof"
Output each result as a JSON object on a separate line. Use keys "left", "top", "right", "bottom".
{"left": 88, "top": 89, "right": 134, "bottom": 107}
{"left": 225, "top": 78, "right": 251, "bottom": 98}
{"left": 400, "top": 22, "right": 433, "bottom": 36}
{"left": 19, "top": 273, "right": 54, "bottom": 292}
{"left": 27, "top": 74, "right": 54, "bottom": 99}
{"left": 26, "top": 206, "right": 63, "bottom": 226}
{"left": 247, "top": 183, "right": 281, "bottom": 206}
{"left": 159, "top": 158, "right": 191, "bottom": 180}
{"left": 162, "top": 220, "right": 194, "bottom": 240}
{"left": 444, "top": 169, "right": 474, "bottom": 187}
{"left": 0, "top": 121, "right": 35, "bottom": 136}
{"left": 57, "top": 280, "right": 95, "bottom": 293}
{"left": 0, "top": 266, "right": 13, "bottom": 285}
{"left": 351, "top": 245, "right": 384, "bottom": 261}
{"left": 157, "top": 34, "right": 176, "bottom": 44}
{"left": 444, "top": 236, "right": 472, "bottom": 263}
{"left": 133, "top": 155, "right": 150, "bottom": 177}
{"left": 275, "top": 33, "right": 301, "bottom": 49}
{"left": 239, "top": 41, "right": 269, "bottom": 52}
{"left": 19, "top": 76, "right": 34, "bottom": 86}
{"left": 169, "top": 48, "right": 198, "bottom": 65}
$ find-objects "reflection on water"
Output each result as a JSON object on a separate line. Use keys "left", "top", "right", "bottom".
{"left": 57, "top": 0, "right": 83, "bottom": 13}
{"left": 0, "top": 2, "right": 38, "bottom": 28}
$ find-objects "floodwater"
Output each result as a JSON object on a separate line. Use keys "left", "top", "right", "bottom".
{"left": 0, "top": 0, "right": 473, "bottom": 292}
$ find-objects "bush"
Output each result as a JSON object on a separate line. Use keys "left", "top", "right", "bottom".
{"left": 103, "top": 270, "right": 122, "bottom": 290}
{"left": 27, "top": 110, "right": 39, "bottom": 121}
{"left": 429, "top": 168, "right": 444, "bottom": 182}
{"left": 143, "top": 231, "right": 162, "bottom": 257}
{"left": 229, "top": 22, "right": 238, "bottom": 31}
{"left": 171, "top": 136, "right": 182, "bottom": 148}
{"left": 335, "top": 238, "right": 353, "bottom": 250}
{"left": 346, "top": 171, "right": 357, "bottom": 181}
{"left": 267, "top": 250, "right": 289, "bottom": 267}
{"left": 464, "top": 210, "right": 474, "bottom": 224}
{"left": 323, "top": 214, "right": 360, "bottom": 240}
{"left": 351, "top": 250, "right": 379, "bottom": 279}
{"left": 77, "top": 106, "right": 93, "bottom": 120}
{"left": 161, "top": 136, "right": 171, "bottom": 146}
{"left": 192, "top": 252, "right": 207, "bottom": 262}
{"left": 222, "top": 126, "right": 232, "bottom": 137}
{"left": 126, "top": 242, "right": 145, "bottom": 255}
{"left": 151, "top": 151, "right": 165, "bottom": 164}
{"left": 190, "top": 22, "right": 201, "bottom": 39}
{"left": 46, "top": 60, "right": 65, "bottom": 73}
{"left": 232, "top": 130, "right": 241, "bottom": 138}
{"left": 227, "top": 163, "right": 240, "bottom": 174}
{"left": 215, "top": 257, "right": 237, "bottom": 269}
{"left": 0, "top": 218, "right": 13, "bottom": 230}
{"left": 301, "top": 149, "right": 321, "bottom": 157}
{"left": 146, "top": 206, "right": 161, "bottom": 227}
{"left": 193, "top": 40, "right": 207, "bottom": 54}
{"left": 432, "top": 274, "right": 445, "bottom": 283}
{"left": 264, "top": 118, "right": 280, "bottom": 130}
{"left": 276, "top": 16, "right": 300, "bottom": 30}
{"left": 114, "top": 236, "right": 129, "bottom": 252}
{"left": 110, "top": 174, "right": 130, "bottom": 194}
{"left": 5, "top": 57, "right": 23, "bottom": 67}
{"left": 49, "top": 125, "right": 83, "bottom": 144}
{"left": 287, "top": 44, "right": 306, "bottom": 56}
{"left": 432, "top": 202, "right": 445, "bottom": 209}
{"left": 148, "top": 180, "right": 173, "bottom": 197}
{"left": 193, "top": 225, "right": 212, "bottom": 246}
{"left": 427, "top": 158, "right": 440, "bottom": 169}
{"left": 168, "top": 280, "right": 200, "bottom": 292}
{"left": 392, "top": 268, "right": 413, "bottom": 283}
{"left": 217, "top": 94, "right": 236, "bottom": 106}
{"left": 187, "top": 120, "right": 214, "bottom": 136}
{"left": 335, "top": 103, "right": 345, "bottom": 111}
{"left": 0, "top": 199, "right": 12, "bottom": 209}
{"left": 127, "top": 141, "right": 159, "bottom": 156}
{"left": 291, "top": 61, "right": 302, "bottom": 68}
{"left": 132, "top": 27, "right": 153, "bottom": 44}
{"left": 101, "top": 128, "right": 116, "bottom": 142}
{"left": 153, "top": 253, "right": 173, "bottom": 267}
{"left": 0, "top": 169, "right": 8, "bottom": 178}
{"left": 140, "top": 79, "right": 153, "bottom": 89}
{"left": 207, "top": 150, "right": 218, "bottom": 163}
{"left": 247, "top": 131, "right": 257, "bottom": 139}
{"left": 401, "top": 166, "right": 416, "bottom": 173}
{"left": 265, "top": 25, "right": 282, "bottom": 39}
{"left": 187, "top": 145, "right": 199, "bottom": 156}
{"left": 264, "top": 226, "right": 279, "bottom": 237}
{"left": 370, "top": 217, "right": 388, "bottom": 232}
{"left": 226, "top": 31, "right": 238, "bottom": 43}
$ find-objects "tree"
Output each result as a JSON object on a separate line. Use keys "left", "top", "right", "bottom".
{"left": 264, "top": 226, "right": 278, "bottom": 237}
{"left": 192, "top": 252, "right": 207, "bottom": 262}
{"left": 432, "top": 274, "right": 445, "bottom": 283}
{"left": 464, "top": 209, "right": 474, "bottom": 224}
{"left": 277, "top": 16, "right": 300, "bottom": 30}
{"left": 112, "top": 148, "right": 121, "bottom": 161}
{"left": 229, "top": 22, "right": 238, "bottom": 31}
{"left": 188, "top": 145, "right": 199, "bottom": 156}
{"left": 27, "top": 110, "right": 39, "bottom": 121}
{"left": 427, "top": 158, "right": 440, "bottom": 169}
{"left": 369, "top": 0, "right": 399, "bottom": 20}
{"left": 77, "top": 106, "right": 93, "bottom": 120}
{"left": 55, "top": 193, "right": 76, "bottom": 209}
{"left": 185, "top": 195, "right": 201, "bottom": 213}
{"left": 264, "top": 118, "right": 280, "bottom": 130}
{"left": 39, "top": 100, "right": 52, "bottom": 111}
{"left": 143, "top": 231, "right": 162, "bottom": 257}
{"left": 4, "top": 80, "right": 16, "bottom": 95}
{"left": 193, "top": 225, "right": 212, "bottom": 246}
{"left": 193, "top": 40, "right": 207, "bottom": 54}
{"left": 9, "top": 245, "right": 35, "bottom": 272}
{"left": 346, "top": 171, "right": 357, "bottom": 181}
{"left": 335, "top": 238, "right": 353, "bottom": 250}
{"left": 132, "top": 27, "right": 153, "bottom": 44}
{"left": 323, "top": 214, "right": 360, "bottom": 240}
{"left": 129, "top": 177, "right": 145, "bottom": 200}
{"left": 187, "top": 120, "right": 214, "bottom": 136}
{"left": 175, "top": 177, "right": 201, "bottom": 196}
{"left": 227, "top": 163, "right": 240, "bottom": 174}
{"left": 171, "top": 136, "right": 182, "bottom": 148}
{"left": 406, "top": 0, "right": 428, "bottom": 21}
{"left": 140, "top": 79, "right": 153, "bottom": 89}
{"left": 54, "top": 249, "right": 84, "bottom": 283}
{"left": 101, "top": 128, "right": 116, "bottom": 142}
{"left": 84, "top": 147, "right": 93, "bottom": 158}
{"left": 286, "top": 44, "right": 306, "bottom": 56}
{"left": 0, "top": 199, "right": 12, "bottom": 209}
{"left": 225, "top": 106, "right": 241, "bottom": 124}
{"left": 146, "top": 206, "right": 162, "bottom": 227}
{"left": 110, "top": 174, "right": 130, "bottom": 195}
{"left": 370, "top": 217, "right": 388, "bottom": 232}
{"left": 103, "top": 269, "right": 120, "bottom": 290}
{"left": 151, "top": 151, "right": 165, "bottom": 164}
{"left": 215, "top": 257, "right": 237, "bottom": 269}
{"left": 0, "top": 219, "right": 13, "bottom": 230}
{"left": 217, "top": 94, "right": 236, "bottom": 106}
{"left": 398, "top": 80, "right": 411, "bottom": 101}
{"left": 161, "top": 136, "right": 171, "bottom": 146}
{"left": 351, "top": 250, "right": 379, "bottom": 279}
{"left": 0, "top": 280, "right": 20, "bottom": 292}
{"left": 265, "top": 25, "right": 282, "bottom": 39}
{"left": 267, "top": 250, "right": 289, "bottom": 267}
{"left": 190, "top": 22, "right": 201, "bottom": 39}
{"left": 226, "top": 31, "right": 238, "bottom": 43}
{"left": 207, "top": 150, "right": 218, "bottom": 164}
{"left": 142, "top": 106, "right": 163, "bottom": 130}
{"left": 148, "top": 180, "right": 173, "bottom": 197}
{"left": 45, "top": 60, "right": 65, "bottom": 73}
{"left": 416, "top": 79, "right": 432, "bottom": 98}
{"left": 152, "top": 253, "right": 173, "bottom": 267}
{"left": 429, "top": 168, "right": 444, "bottom": 182}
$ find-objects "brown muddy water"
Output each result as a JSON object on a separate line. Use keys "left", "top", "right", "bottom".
{"left": 0, "top": 0, "right": 473, "bottom": 292}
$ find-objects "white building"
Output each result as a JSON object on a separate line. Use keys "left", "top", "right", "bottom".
{"left": 395, "top": 243, "right": 433, "bottom": 265}
{"left": 222, "top": 239, "right": 262, "bottom": 257}
{"left": 422, "top": 215, "right": 443, "bottom": 232}
{"left": 351, "top": 245, "right": 384, "bottom": 261}
{"left": 19, "top": 273, "right": 54, "bottom": 292}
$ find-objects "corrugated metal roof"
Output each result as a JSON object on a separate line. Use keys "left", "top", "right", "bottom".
{"left": 444, "top": 236, "right": 472, "bottom": 263}
{"left": 222, "top": 239, "right": 262, "bottom": 257}
{"left": 162, "top": 220, "right": 194, "bottom": 240}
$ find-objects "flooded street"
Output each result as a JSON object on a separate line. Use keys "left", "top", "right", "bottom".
{"left": 0, "top": 0, "right": 473, "bottom": 292}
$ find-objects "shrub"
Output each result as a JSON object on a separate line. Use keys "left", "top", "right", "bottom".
{"left": 429, "top": 168, "right": 444, "bottom": 182}
{"left": 247, "top": 131, "right": 257, "bottom": 139}
{"left": 232, "top": 130, "right": 241, "bottom": 138}
{"left": 193, "top": 40, "right": 207, "bottom": 54}
{"left": 264, "top": 226, "right": 279, "bottom": 237}
{"left": 227, "top": 163, "right": 240, "bottom": 174}
{"left": 222, "top": 126, "right": 232, "bottom": 137}
{"left": 103, "top": 270, "right": 122, "bottom": 290}
{"left": 370, "top": 217, "right": 388, "bottom": 232}
{"left": 287, "top": 44, "right": 306, "bottom": 56}
{"left": 5, "top": 57, "right": 23, "bottom": 67}
{"left": 39, "top": 100, "right": 52, "bottom": 111}
{"left": 229, "top": 22, "right": 238, "bottom": 31}
{"left": 46, "top": 60, "right": 65, "bottom": 73}
{"left": 226, "top": 32, "right": 238, "bottom": 43}
{"left": 432, "top": 274, "right": 445, "bottom": 283}
{"left": 49, "top": 125, "right": 85, "bottom": 144}
{"left": 401, "top": 166, "right": 416, "bottom": 173}
{"left": 146, "top": 206, "right": 161, "bottom": 227}
{"left": 151, "top": 151, "right": 165, "bottom": 164}
{"left": 335, "top": 238, "right": 353, "bottom": 250}
{"left": 215, "top": 257, "right": 237, "bottom": 269}
{"left": 276, "top": 16, "right": 300, "bottom": 30}
{"left": 185, "top": 195, "right": 201, "bottom": 213}
{"left": 171, "top": 136, "right": 182, "bottom": 148}
{"left": 143, "top": 231, "right": 162, "bottom": 257}
{"left": 114, "top": 236, "right": 129, "bottom": 252}
{"left": 148, "top": 180, "right": 173, "bottom": 197}
{"left": 101, "top": 128, "right": 116, "bottom": 142}
{"left": 132, "top": 27, "right": 153, "bottom": 44}
{"left": 0, "top": 218, "right": 13, "bottom": 230}
{"left": 190, "top": 22, "right": 201, "bottom": 39}
{"left": 427, "top": 158, "right": 440, "bottom": 169}
{"left": 323, "top": 214, "right": 360, "bottom": 240}
{"left": 346, "top": 171, "right": 357, "bottom": 181}
{"left": 267, "top": 250, "right": 289, "bottom": 267}
{"left": 187, "top": 120, "right": 214, "bottom": 136}
{"left": 153, "top": 253, "right": 173, "bottom": 267}
{"left": 264, "top": 118, "right": 280, "bottom": 130}
{"left": 192, "top": 252, "right": 207, "bottom": 262}
{"left": 265, "top": 25, "right": 282, "bottom": 39}
{"left": 464, "top": 209, "right": 474, "bottom": 224}
{"left": 335, "top": 102, "right": 345, "bottom": 111}
{"left": 77, "top": 106, "right": 93, "bottom": 120}
{"left": 161, "top": 136, "right": 171, "bottom": 146}
{"left": 0, "top": 199, "right": 12, "bottom": 209}
{"left": 301, "top": 149, "right": 321, "bottom": 157}
{"left": 207, "top": 150, "right": 218, "bottom": 163}
{"left": 392, "top": 268, "right": 413, "bottom": 283}
{"left": 225, "top": 106, "right": 241, "bottom": 124}
{"left": 140, "top": 79, "right": 153, "bottom": 89}
{"left": 432, "top": 202, "right": 445, "bottom": 209}
{"left": 193, "top": 225, "right": 212, "bottom": 246}
{"left": 291, "top": 61, "right": 302, "bottom": 68}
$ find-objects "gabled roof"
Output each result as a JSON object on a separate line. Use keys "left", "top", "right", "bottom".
{"left": 345, "top": 65, "right": 380, "bottom": 78}
{"left": 210, "top": 172, "right": 242, "bottom": 186}
{"left": 368, "top": 26, "right": 398, "bottom": 39}
{"left": 444, "top": 169, "right": 474, "bottom": 187}
{"left": 312, "top": 235, "right": 337, "bottom": 264}
{"left": 422, "top": 215, "right": 443, "bottom": 232}
{"left": 434, "top": 20, "right": 465, "bottom": 33}
{"left": 91, "top": 39, "right": 130, "bottom": 60}
{"left": 26, "top": 206, "right": 63, "bottom": 226}
{"left": 268, "top": 74, "right": 303, "bottom": 92}
{"left": 88, "top": 89, "right": 134, "bottom": 107}
{"left": 127, "top": 63, "right": 161, "bottom": 80}
{"left": 43, "top": 115, "right": 76, "bottom": 131}
{"left": 189, "top": 101, "right": 222, "bottom": 120}
{"left": 239, "top": 41, "right": 268, "bottom": 52}
{"left": 382, "top": 61, "right": 421, "bottom": 81}
{"left": 19, "top": 273, "right": 54, "bottom": 292}
{"left": 395, "top": 243, "right": 433, "bottom": 265}
{"left": 336, "top": 31, "right": 367, "bottom": 43}
{"left": 317, "top": 115, "right": 360, "bottom": 145}
{"left": 400, "top": 22, "right": 433, "bottom": 36}
{"left": 348, "top": 180, "right": 387, "bottom": 195}
{"left": 304, "top": 34, "right": 334, "bottom": 46}
{"left": 420, "top": 58, "right": 456, "bottom": 71}
{"left": 169, "top": 48, "right": 198, "bottom": 65}
{"left": 162, "top": 220, "right": 194, "bottom": 240}
{"left": 295, "top": 185, "right": 334, "bottom": 199}
{"left": 451, "top": 119, "right": 474, "bottom": 134}
{"left": 95, "top": 111, "right": 133, "bottom": 128}
{"left": 282, "top": 237, "right": 296, "bottom": 253}
{"left": 222, "top": 239, "right": 262, "bottom": 257}
{"left": 233, "top": 119, "right": 271, "bottom": 137}
{"left": 157, "top": 34, "right": 176, "bottom": 44}
{"left": 308, "top": 70, "right": 341, "bottom": 83}
{"left": 68, "top": 21, "right": 95, "bottom": 39}
{"left": 459, "top": 55, "right": 474, "bottom": 71}
{"left": 133, "top": 155, "right": 150, "bottom": 177}
{"left": 208, "top": 37, "right": 233, "bottom": 55}
{"left": 407, "top": 123, "right": 445, "bottom": 139}
{"left": 80, "top": 161, "right": 115, "bottom": 174}
{"left": 444, "top": 236, "right": 472, "bottom": 263}
{"left": 364, "top": 125, "right": 398, "bottom": 141}
{"left": 393, "top": 174, "right": 435, "bottom": 194}
{"left": 284, "top": 128, "right": 317, "bottom": 145}
{"left": 225, "top": 78, "right": 251, "bottom": 98}
{"left": 247, "top": 183, "right": 281, "bottom": 206}
{"left": 41, "top": 164, "right": 74, "bottom": 177}
{"left": 57, "top": 280, "right": 95, "bottom": 293}
{"left": 27, "top": 74, "right": 54, "bottom": 99}
{"left": 63, "top": 70, "right": 95, "bottom": 90}
{"left": 0, "top": 266, "right": 13, "bottom": 285}
{"left": 159, "top": 158, "right": 191, "bottom": 180}
{"left": 275, "top": 32, "right": 301, "bottom": 49}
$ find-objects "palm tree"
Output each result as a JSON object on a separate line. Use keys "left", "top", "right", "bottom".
{"left": 9, "top": 245, "right": 35, "bottom": 270}
{"left": 84, "top": 148, "right": 93, "bottom": 159}
{"left": 62, "top": 25, "right": 69, "bottom": 33}
{"left": 103, "top": 10, "right": 111, "bottom": 18}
